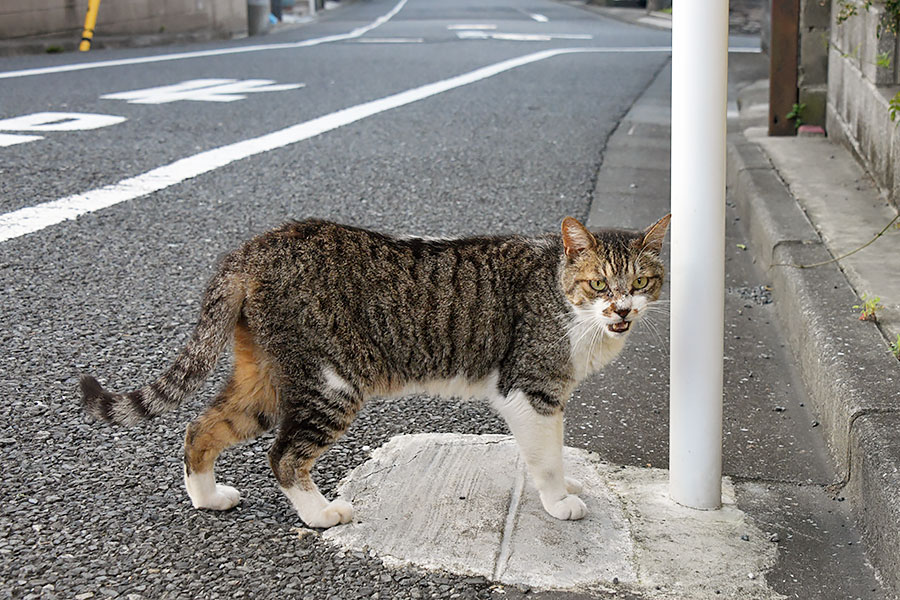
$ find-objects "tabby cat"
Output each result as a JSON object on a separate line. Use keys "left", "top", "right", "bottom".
{"left": 81, "top": 215, "right": 669, "bottom": 528}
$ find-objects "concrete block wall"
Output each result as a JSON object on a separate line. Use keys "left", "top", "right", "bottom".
{"left": 827, "top": 0, "right": 900, "bottom": 203}
{"left": 0, "top": 0, "right": 247, "bottom": 40}
{"left": 799, "top": 0, "right": 832, "bottom": 126}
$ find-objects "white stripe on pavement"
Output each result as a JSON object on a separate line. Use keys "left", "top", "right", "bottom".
{"left": 0, "top": 0, "right": 409, "bottom": 80}
{"left": 0, "top": 46, "right": 674, "bottom": 243}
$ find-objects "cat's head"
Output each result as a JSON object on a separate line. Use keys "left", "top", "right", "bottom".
{"left": 560, "top": 214, "right": 670, "bottom": 338}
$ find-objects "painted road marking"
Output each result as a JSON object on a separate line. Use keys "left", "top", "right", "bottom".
{"left": 0, "top": 112, "right": 127, "bottom": 131}
{"left": 0, "top": 133, "right": 43, "bottom": 147}
{"left": 0, "top": 0, "right": 409, "bottom": 81}
{"left": 446, "top": 24, "right": 497, "bottom": 30}
{"left": 352, "top": 37, "right": 425, "bottom": 43}
{"left": 0, "top": 112, "right": 127, "bottom": 147}
{"left": 101, "top": 79, "right": 304, "bottom": 104}
{"left": 527, "top": 12, "right": 549, "bottom": 22}
{"left": 0, "top": 112, "right": 127, "bottom": 149}
{"left": 0, "top": 46, "right": 673, "bottom": 243}
{"left": 456, "top": 31, "right": 592, "bottom": 41}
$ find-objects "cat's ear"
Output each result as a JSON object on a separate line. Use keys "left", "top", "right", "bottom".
{"left": 640, "top": 213, "right": 671, "bottom": 255}
{"left": 561, "top": 217, "right": 596, "bottom": 259}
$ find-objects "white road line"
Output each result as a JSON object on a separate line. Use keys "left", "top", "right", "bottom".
{"left": 0, "top": 46, "right": 672, "bottom": 244}
{"left": 447, "top": 24, "right": 497, "bottom": 30}
{"left": 352, "top": 37, "right": 425, "bottom": 43}
{"left": 0, "top": 0, "right": 409, "bottom": 81}
{"left": 0, "top": 133, "right": 43, "bottom": 147}
{"left": 455, "top": 31, "right": 592, "bottom": 41}
{"left": 528, "top": 13, "right": 549, "bottom": 22}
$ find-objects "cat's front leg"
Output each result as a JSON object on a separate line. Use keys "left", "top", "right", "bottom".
{"left": 492, "top": 390, "right": 587, "bottom": 521}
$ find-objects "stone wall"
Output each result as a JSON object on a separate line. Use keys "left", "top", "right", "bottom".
{"left": 0, "top": 0, "right": 247, "bottom": 41}
{"left": 799, "top": 0, "right": 832, "bottom": 126}
{"left": 827, "top": 1, "right": 900, "bottom": 203}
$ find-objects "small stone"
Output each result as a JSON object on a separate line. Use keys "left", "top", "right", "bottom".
{"left": 769, "top": 534, "right": 780, "bottom": 543}
{"left": 612, "top": 577, "right": 619, "bottom": 585}
{"left": 811, "top": 421, "right": 819, "bottom": 427}
{"left": 740, "top": 534, "right": 750, "bottom": 541}
{"left": 75, "top": 594, "right": 94, "bottom": 600}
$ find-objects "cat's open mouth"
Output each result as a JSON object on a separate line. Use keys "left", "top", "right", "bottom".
{"left": 607, "top": 321, "right": 631, "bottom": 334}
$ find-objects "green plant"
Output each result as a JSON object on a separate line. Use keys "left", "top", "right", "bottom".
{"left": 44, "top": 45, "right": 63, "bottom": 54}
{"left": 877, "top": 51, "right": 893, "bottom": 68}
{"left": 786, "top": 102, "right": 806, "bottom": 129}
{"left": 890, "top": 91, "right": 900, "bottom": 121}
{"left": 837, "top": 0, "right": 900, "bottom": 37}
{"left": 891, "top": 333, "right": 900, "bottom": 359}
{"left": 853, "top": 294, "right": 882, "bottom": 322}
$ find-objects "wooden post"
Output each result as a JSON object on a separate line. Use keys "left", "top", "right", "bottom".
{"left": 768, "top": 0, "right": 800, "bottom": 136}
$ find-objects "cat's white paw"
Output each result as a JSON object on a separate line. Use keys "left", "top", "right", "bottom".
{"left": 543, "top": 494, "right": 588, "bottom": 521}
{"left": 193, "top": 484, "right": 241, "bottom": 511}
{"left": 184, "top": 469, "right": 241, "bottom": 510}
{"left": 564, "top": 476, "right": 583, "bottom": 494}
{"left": 303, "top": 499, "right": 354, "bottom": 528}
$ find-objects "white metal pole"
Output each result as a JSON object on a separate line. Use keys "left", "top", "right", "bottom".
{"left": 669, "top": 0, "right": 729, "bottom": 509}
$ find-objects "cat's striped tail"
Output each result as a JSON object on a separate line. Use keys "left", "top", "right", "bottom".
{"left": 80, "top": 269, "right": 247, "bottom": 426}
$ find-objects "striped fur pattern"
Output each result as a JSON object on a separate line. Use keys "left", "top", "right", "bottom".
{"left": 80, "top": 216, "right": 669, "bottom": 528}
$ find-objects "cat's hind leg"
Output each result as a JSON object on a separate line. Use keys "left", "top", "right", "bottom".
{"left": 493, "top": 389, "right": 587, "bottom": 521}
{"left": 268, "top": 378, "right": 362, "bottom": 528}
{"left": 183, "top": 323, "right": 279, "bottom": 510}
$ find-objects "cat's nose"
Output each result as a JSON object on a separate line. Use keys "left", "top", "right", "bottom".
{"left": 615, "top": 307, "right": 631, "bottom": 319}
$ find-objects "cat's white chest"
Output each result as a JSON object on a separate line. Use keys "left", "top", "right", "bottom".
{"left": 567, "top": 322, "right": 627, "bottom": 381}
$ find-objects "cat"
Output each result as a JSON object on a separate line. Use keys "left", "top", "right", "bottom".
{"left": 81, "top": 215, "right": 670, "bottom": 528}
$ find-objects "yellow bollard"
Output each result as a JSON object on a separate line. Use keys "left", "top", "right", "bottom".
{"left": 79, "top": 0, "right": 102, "bottom": 51}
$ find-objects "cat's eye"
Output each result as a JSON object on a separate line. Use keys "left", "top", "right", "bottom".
{"left": 589, "top": 280, "right": 607, "bottom": 292}
{"left": 633, "top": 276, "right": 649, "bottom": 290}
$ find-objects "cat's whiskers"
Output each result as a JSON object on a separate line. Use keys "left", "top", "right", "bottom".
{"left": 584, "top": 318, "right": 606, "bottom": 371}
{"left": 642, "top": 303, "right": 670, "bottom": 317}
{"left": 569, "top": 316, "right": 601, "bottom": 351}
{"left": 639, "top": 315, "right": 669, "bottom": 351}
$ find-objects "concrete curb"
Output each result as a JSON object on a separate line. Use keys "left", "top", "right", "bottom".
{"left": 726, "top": 126, "right": 900, "bottom": 595}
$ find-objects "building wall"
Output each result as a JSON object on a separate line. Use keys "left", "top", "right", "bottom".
{"left": 0, "top": 0, "right": 247, "bottom": 40}
{"left": 827, "top": 1, "right": 900, "bottom": 202}
{"left": 798, "top": 0, "right": 831, "bottom": 127}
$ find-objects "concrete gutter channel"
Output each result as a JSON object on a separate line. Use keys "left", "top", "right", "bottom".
{"left": 728, "top": 81, "right": 900, "bottom": 593}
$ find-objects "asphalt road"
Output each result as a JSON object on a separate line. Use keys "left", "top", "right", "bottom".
{"left": 1, "top": 0, "right": 673, "bottom": 598}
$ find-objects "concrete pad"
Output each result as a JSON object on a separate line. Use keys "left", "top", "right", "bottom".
{"left": 324, "top": 433, "right": 784, "bottom": 599}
